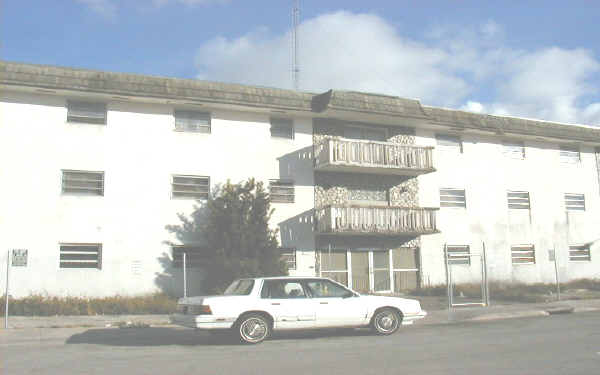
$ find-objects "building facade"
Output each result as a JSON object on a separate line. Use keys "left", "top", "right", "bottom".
{"left": 1, "top": 61, "right": 599, "bottom": 297}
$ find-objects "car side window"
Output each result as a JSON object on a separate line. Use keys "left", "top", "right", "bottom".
{"left": 306, "top": 280, "right": 351, "bottom": 298}
{"left": 261, "top": 280, "right": 307, "bottom": 299}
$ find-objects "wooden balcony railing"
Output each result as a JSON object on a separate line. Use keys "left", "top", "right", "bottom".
{"left": 315, "top": 137, "right": 435, "bottom": 176}
{"left": 316, "top": 205, "right": 439, "bottom": 236}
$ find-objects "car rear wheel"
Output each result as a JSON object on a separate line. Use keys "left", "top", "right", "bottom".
{"left": 236, "top": 314, "right": 271, "bottom": 344}
{"left": 371, "top": 308, "right": 401, "bottom": 335}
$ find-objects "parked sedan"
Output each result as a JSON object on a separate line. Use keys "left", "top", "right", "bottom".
{"left": 170, "top": 276, "right": 426, "bottom": 344}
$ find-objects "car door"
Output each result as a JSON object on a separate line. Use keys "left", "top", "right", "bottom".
{"left": 304, "top": 279, "right": 368, "bottom": 328}
{"left": 257, "top": 279, "right": 316, "bottom": 330}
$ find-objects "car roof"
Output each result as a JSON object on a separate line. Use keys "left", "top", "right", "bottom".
{"left": 242, "top": 276, "right": 327, "bottom": 281}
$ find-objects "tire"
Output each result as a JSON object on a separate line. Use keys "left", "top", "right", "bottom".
{"left": 371, "top": 308, "right": 402, "bottom": 335}
{"left": 236, "top": 313, "right": 271, "bottom": 344}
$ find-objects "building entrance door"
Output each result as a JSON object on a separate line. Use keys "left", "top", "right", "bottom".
{"left": 351, "top": 252, "right": 369, "bottom": 292}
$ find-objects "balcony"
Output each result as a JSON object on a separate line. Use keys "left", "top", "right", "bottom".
{"left": 314, "top": 137, "right": 435, "bottom": 176}
{"left": 316, "top": 205, "right": 439, "bottom": 236}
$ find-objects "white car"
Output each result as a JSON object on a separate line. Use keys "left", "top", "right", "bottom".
{"left": 170, "top": 276, "right": 427, "bottom": 344}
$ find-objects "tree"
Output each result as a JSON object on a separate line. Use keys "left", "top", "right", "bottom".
{"left": 200, "top": 178, "right": 287, "bottom": 293}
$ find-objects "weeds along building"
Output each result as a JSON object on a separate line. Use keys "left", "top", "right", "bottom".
{"left": 1, "top": 61, "right": 600, "bottom": 298}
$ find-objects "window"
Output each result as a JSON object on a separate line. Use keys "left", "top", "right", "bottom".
{"left": 270, "top": 118, "right": 294, "bottom": 139}
{"left": 560, "top": 145, "right": 580, "bottom": 163}
{"left": 319, "top": 250, "right": 348, "bottom": 285}
{"left": 343, "top": 126, "right": 387, "bottom": 141}
{"left": 436, "top": 134, "right": 463, "bottom": 153}
{"left": 569, "top": 245, "right": 591, "bottom": 262}
{"left": 224, "top": 279, "right": 255, "bottom": 296}
{"left": 440, "top": 188, "right": 466, "bottom": 208}
{"left": 511, "top": 245, "right": 535, "bottom": 265}
{"left": 172, "top": 175, "right": 209, "bottom": 199}
{"left": 306, "top": 279, "right": 352, "bottom": 298}
{"left": 565, "top": 193, "right": 585, "bottom": 211}
{"left": 62, "top": 170, "right": 104, "bottom": 196}
{"left": 59, "top": 243, "right": 102, "bottom": 269}
{"left": 269, "top": 180, "right": 294, "bottom": 203}
{"left": 174, "top": 110, "right": 211, "bottom": 133}
{"left": 504, "top": 141, "right": 525, "bottom": 159}
{"left": 280, "top": 248, "right": 297, "bottom": 270}
{"left": 67, "top": 101, "right": 107, "bottom": 124}
{"left": 261, "top": 280, "right": 307, "bottom": 299}
{"left": 171, "top": 246, "right": 208, "bottom": 268}
{"left": 507, "top": 191, "right": 530, "bottom": 209}
{"left": 348, "top": 187, "right": 388, "bottom": 205}
{"left": 446, "top": 245, "right": 470, "bottom": 265}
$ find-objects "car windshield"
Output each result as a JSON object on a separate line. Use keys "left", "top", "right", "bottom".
{"left": 223, "top": 279, "right": 255, "bottom": 295}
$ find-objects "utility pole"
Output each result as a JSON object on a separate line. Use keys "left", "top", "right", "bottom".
{"left": 291, "top": 0, "right": 300, "bottom": 90}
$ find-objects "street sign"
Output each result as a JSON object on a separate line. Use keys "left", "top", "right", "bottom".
{"left": 11, "top": 249, "right": 28, "bottom": 267}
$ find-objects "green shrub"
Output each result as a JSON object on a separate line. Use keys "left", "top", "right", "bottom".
{"left": 0, "top": 293, "right": 177, "bottom": 317}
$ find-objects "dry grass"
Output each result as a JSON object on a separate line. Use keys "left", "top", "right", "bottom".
{"left": 0, "top": 293, "right": 177, "bottom": 317}
{"left": 410, "top": 278, "right": 600, "bottom": 304}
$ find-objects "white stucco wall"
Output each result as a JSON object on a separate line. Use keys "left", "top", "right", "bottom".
{"left": 0, "top": 92, "right": 315, "bottom": 297}
{"left": 1, "top": 89, "right": 598, "bottom": 298}
{"left": 417, "top": 129, "right": 600, "bottom": 286}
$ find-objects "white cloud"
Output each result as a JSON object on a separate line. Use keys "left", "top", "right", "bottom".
{"left": 196, "top": 11, "right": 469, "bottom": 107}
{"left": 194, "top": 11, "right": 600, "bottom": 126}
{"left": 461, "top": 101, "right": 485, "bottom": 113}
{"left": 75, "top": 0, "right": 117, "bottom": 19}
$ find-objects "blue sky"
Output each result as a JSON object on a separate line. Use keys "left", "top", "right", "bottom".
{"left": 3, "top": 1, "right": 600, "bottom": 125}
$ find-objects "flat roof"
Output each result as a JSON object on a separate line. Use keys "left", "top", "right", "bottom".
{"left": 1, "top": 60, "right": 599, "bottom": 144}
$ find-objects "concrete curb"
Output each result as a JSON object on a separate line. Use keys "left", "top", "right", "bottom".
{"left": 467, "top": 310, "right": 549, "bottom": 322}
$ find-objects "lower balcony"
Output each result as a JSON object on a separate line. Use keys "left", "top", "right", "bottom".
{"left": 316, "top": 205, "right": 439, "bottom": 236}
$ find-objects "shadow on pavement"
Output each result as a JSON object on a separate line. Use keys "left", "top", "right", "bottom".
{"left": 66, "top": 327, "right": 374, "bottom": 347}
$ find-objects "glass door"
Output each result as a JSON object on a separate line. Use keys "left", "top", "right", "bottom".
{"left": 372, "top": 251, "right": 391, "bottom": 292}
{"left": 351, "top": 252, "right": 369, "bottom": 292}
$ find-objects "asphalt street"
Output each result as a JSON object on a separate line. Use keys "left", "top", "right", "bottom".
{"left": 1, "top": 312, "right": 599, "bottom": 375}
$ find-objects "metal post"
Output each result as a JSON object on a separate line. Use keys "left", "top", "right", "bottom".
{"left": 482, "top": 241, "right": 490, "bottom": 306}
{"left": 5, "top": 250, "right": 10, "bottom": 329}
{"left": 183, "top": 252, "right": 187, "bottom": 298}
{"left": 553, "top": 246, "right": 560, "bottom": 301}
{"left": 444, "top": 244, "right": 452, "bottom": 311}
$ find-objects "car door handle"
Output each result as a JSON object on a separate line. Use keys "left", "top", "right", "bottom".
{"left": 271, "top": 303, "right": 281, "bottom": 305}
{"left": 319, "top": 302, "right": 328, "bottom": 305}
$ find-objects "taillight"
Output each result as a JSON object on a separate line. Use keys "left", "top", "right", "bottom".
{"left": 199, "top": 305, "right": 212, "bottom": 315}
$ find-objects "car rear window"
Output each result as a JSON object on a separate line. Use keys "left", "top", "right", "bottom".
{"left": 223, "top": 279, "right": 255, "bottom": 295}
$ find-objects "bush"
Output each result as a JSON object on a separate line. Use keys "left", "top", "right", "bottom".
{"left": 0, "top": 293, "right": 177, "bottom": 317}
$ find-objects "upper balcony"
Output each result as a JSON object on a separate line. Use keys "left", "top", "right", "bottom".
{"left": 316, "top": 205, "right": 439, "bottom": 237}
{"left": 314, "top": 137, "right": 435, "bottom": 176}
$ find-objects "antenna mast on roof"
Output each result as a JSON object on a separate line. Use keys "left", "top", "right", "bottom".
{"left": 292, "top": 0, "right": 300, "bottom": 91}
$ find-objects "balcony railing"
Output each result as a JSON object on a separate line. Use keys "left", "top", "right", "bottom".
{"left": 315, "top": 137, "right": 435, "bottom": 176}
{"left": 316, "top": 205, "right": 439, "bottom": 236}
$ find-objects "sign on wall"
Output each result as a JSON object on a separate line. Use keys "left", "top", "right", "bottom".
{"left": 11, "top": 249, "right": 28, "bottom": 267}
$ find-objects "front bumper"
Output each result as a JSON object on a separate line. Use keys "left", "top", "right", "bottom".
{"left": 169, "top": 314, "right": 235, "bottom": 330}
{"left": 402, "top": 310, "right": 427, "bottom": 325}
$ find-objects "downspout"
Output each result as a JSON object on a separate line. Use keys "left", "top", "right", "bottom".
{"left": 595, "top": 147, "right": 600, "bottom": 196}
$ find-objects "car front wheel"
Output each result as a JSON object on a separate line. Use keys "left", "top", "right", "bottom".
{"left": 236, "top": 314, "right": 271, "bottom": 344}
{"left": 371, "top": 308, "right": 401, "bottom": 335}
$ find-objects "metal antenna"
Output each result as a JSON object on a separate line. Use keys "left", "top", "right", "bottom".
{"left": 292, "top": 0, "right": 300, "bottom": 90}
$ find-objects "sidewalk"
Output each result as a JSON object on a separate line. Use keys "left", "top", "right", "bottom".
{"left": 2, "top": 298, "right": 600, "bottom": 330}
{"left": 422, "top": 298, "right": 600, "bottom": 326}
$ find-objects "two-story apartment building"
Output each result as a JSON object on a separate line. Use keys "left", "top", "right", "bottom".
{"left": 1, "top": 61, "right": 599, "bottom": 297}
